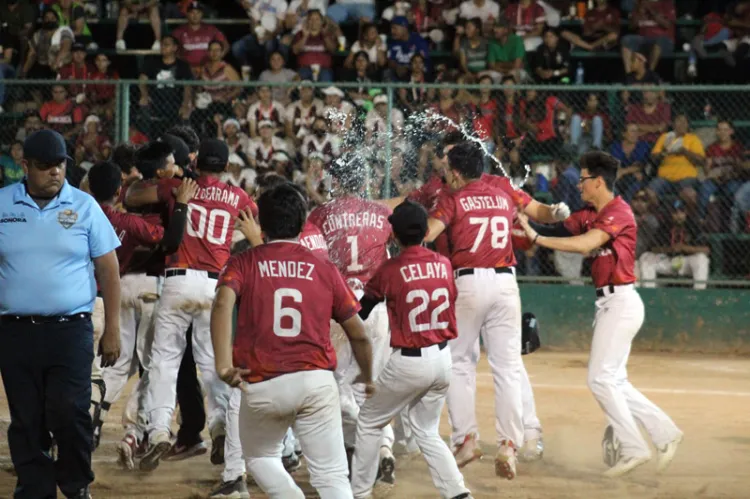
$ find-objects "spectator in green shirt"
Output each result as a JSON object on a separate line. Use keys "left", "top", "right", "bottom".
{"left": 488, "top": 19, "right": 526, "bottom": 81}
{"left": 0, "top": 142, "right": 26, "bottom": 187}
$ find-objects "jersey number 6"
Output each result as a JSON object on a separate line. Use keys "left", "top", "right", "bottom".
{"left": 469, "top": 216, "right": 509, "bottom": 253}
{"left": 406, "top": 288, "right": 450, "bottom": 333}
{"left": 187, "top": 205, "right": 232, "bottom": 245}
{"left": 273, "top": 288, "right": 302, "bottom": 337}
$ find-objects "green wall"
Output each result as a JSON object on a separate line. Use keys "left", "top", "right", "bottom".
{"left": 519, "top": 284, "right": 750, "bottom": 354}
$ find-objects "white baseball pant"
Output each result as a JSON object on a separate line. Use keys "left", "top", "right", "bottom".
{"left": 223, "top": 387, "right": 245, "bottom": 482}
{"left": 520, "top": 360, "right": 542, "bottom": 443}
{"left": 239, "top": 370, "right": 352, "bottom": 499}
{"left": 145, "top": 269, "right": 230, "bottom": 436}
{"left": 446, "top": 269, "right": 523, "bottom": 449}
{"left": 588, "top": 285, "right": 682, "bottom": 458}
{"left": 351, "top": 345, "right": 470, "bottom": 499}
{"left": 638, "top": 252, "right": 710, "bottom": 290}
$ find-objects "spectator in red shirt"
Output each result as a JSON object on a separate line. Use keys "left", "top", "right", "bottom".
{"left": 625, "top": 86, "right": 670, "bottom": 144}
{"left": 570, "top": 93, "right": 611, "bottom": 154}
{"left": 520, "top": 88, "right": 570, "bottom": 159}
{"left": 292, "top": 10, "right": 338, "bottom": 82}
{"left": 40, "top": 84, "right": 85, "bottom": 140}
{"left": 562, "top": 0, "right": 620, "bottom": 51}
{"left": 57, "top": 42, "right": 90, "bottom": 99}
{"left": 621, "top": 0, "right": 676, "bottom": 73}
{"left": 698, "top": 120, "right": 746, "bottom": 217}
{"left": 87, "top": 53, "right": 119, "bottom": 121}
{"left": 505, "top": 0, "right": 546, "bottom": 52}
{"left": 75, "top": 115, "right": 112, "bottom": 166}
{"left": 469, "top": 74, "right": 499, "bottom": 143}
{"left": 171, "top": 2, "right": 229, "bottom": 75}
{"left": 129, "top": 124, "right": 150, "bottom": 145}
{"left": 116, "top": 0, "right": 162, "bottom": 51}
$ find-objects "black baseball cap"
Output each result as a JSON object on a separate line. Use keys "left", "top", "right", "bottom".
{"left": 160, "top": 134, "right": 190, "bottom": 168}
{"left": 23, "top": 129, "right": 72, "bottom": 163}
{"left": 197, "top": 138, "right": 229, "bottom": 168}
{"left": 186, "top": 1, "right": 203, "bottom": 11}
{"left": 72, "top": 42, "right": 86, "bottom": 52}
{"left": 388, "top": 199, "right": 428, "bottom": 245}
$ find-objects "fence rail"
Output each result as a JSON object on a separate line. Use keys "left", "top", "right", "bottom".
{"left": 1, "top": 79, "right": 749, "bottom": 286}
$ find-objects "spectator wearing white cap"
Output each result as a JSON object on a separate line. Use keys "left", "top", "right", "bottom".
{"left": 322, "top": 86, "right": 354, "bottom": 134}
{"left": 285, "top": 80, "right": 324, "bottom": 146}
{"left": 246, "top": 85, "right": 286, "bottom": 138}
{"left": 75, "top": 114, "right": 112, "bottom": 167}
{"left": 247, "top": 119, "right": 290, "bottom": 172}
{"left": 301, "top": 116, "right": 340, "bottom": 170}
{"left": 292, "top": 9, "right": 338, "bottom": 82}
{"left": 365, "top": 94, "right": 404, "bottom": 148}
{"left": 270, "top": 149, "right": 295, "bottom": 179}
{"left": 303, "top": 150, "right": 331, "bottom": 206}
{"left": 216, "top": 117, "right": 253, "bottom": 155}
{"left": 220, "top": 152, "right": 257, "bottom": 195}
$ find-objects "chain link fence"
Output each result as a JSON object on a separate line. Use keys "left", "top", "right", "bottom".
{"left": 1, "top": 79, "right": 749, "bottom": 286}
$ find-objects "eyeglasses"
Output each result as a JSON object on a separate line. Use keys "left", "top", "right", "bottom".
{"left": 578, "top": 176, "right": 597, "bottom": 184}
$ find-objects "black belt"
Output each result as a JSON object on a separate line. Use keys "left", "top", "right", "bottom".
{"left": 399, "top": 340, "right": 448, "bottom": 357}
{"left": 0, "top": 313, "right": 91, "bottom": 325}
{"left": 165, "top": 269, "right": 220, "bottom": 280}
{"left": 454, "top": 267, "right": 513, "bottom": 278}
{"left": 595, "top": 284, "right": 633, "bottom": 298}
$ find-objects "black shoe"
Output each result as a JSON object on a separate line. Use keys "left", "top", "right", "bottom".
{"left": 283, "top": 452, "right": 301, "bottom": 473}
{"left": 451, "top": 494, "right": 473, "bottom": 499}
{"left": 90, "top": 380, "right": 106, "bottom": 451}
{"left": 208, "top": 476, "right": 249, "bottom": 499}
{"left": 211, "top": 434, "right": 226, "bottom": 465}
{"left": 71, "top": 486, "right": 92, "bottom": 498}
{"left": 377, "top": 453, "right": 395, "bottom": 484}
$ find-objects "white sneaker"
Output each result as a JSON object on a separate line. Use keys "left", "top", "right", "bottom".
{"left": 687, "top": 63, "right": 697, "bottom": 78}
{"left": 151, "top": 40, "right": 161, "bottom": 51}
{"left": 139, "top": 430, "right": 172, "bottom": 472}
{"left": 518, "top": 436, "right": 543, "bottom": 462}
{"left": 494, "top": 442, "right": 517, "bottom": 480}
{"left": 453, "top": 434, "right": 482, "bottom": 468}
{"left": 656, "top": 433, "right": 683, "bottom": 473}
{"left": 116, "top": 39, "right": 127, "bottom": 51}
{"left": 603, "top": 454, "right": 651, "bottom": 478}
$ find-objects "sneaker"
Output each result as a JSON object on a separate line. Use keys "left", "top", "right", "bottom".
{"left": 115, "top": 39, "right": 126, "bottom": 51}
{"left": 210, "top": 426, "right": 226, "bottom": 466}
{"left": 90, "top": 380, "right": 106, "bottom": 451}
{"left": 494, "top": 441, "right": 517, "bottom": 480}
{"left": 163, "top": 440, "right": 208, "bottom": 461}
{"left": 518, "top": 436, "right": 544, "bottom": 463}
{"left": 135, "top": 433, "right": 148, "bottom": 458}
{"left": 117, "top": 434, "right": 139, "bottom": 471}
{"left": 283, "top": 452, "right": 301, "bottom": 473}
{"left": 377, "top": 446, "right": 395, "bottom": 484}
{"left": 209, "top": 476, "right": 249, "bottom": 499}
{"left": 656, "top": 433, "right": 683, "bottom": 474}
{"left": 603, "top": 454, "right": 651, "bottom": 478}
{"left": 453, "top": 434, "right": 482, "bottom": 468}
{"left": 451, "top": 494, "right": 473, "bottom": 499}
{"left": 139, "top": 431, "right": 172, "bottom": 472}
{"left": 151, "top": 40, "right": 161, "bottom": 51}
{"left": 687, "top": 63, "right": 697, "bottom": 78}
{"left": 72, "top": 486, "right": 92, "bottom": 499}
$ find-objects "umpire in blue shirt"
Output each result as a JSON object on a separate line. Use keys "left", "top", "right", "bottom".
{"left": 0, "top": 130, "right": 122, "bottom": 499}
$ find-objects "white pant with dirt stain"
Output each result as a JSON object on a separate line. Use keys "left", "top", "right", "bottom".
{"left": 638, "top": 252, "right": 710, "bottom": 290}
{"left": 446, "top": 269, "right": 523, "bottom": 449}
{"left": 239, "top": 369, "right": 352, "bottom": 499}
{"left": 520, "top": 360, "right": 543, "bottom": 442}
{"left": 144, "top": 269, "right": 230, "bottom": 436}
{"left": 588, "top": 286, "right": 682, "bottom": 458}
{"left": 351, "top": 345, "right": 470, "bottom": 499}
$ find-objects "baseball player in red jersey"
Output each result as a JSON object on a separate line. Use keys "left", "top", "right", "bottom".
{"left": 351, "top": 200, "right": 472, "bottom": 499}
{"left": 211, "top": 184, "right": 373, "bottom": 499}
{"left": 307, "top": 156, "right": 397, "bottom": 477}
{"left": 424, "top": 142, "right": 570, "bottom": 479}
{"left": 126, "top": 139, "right": 258, "bottom": 472}
{"left": 87, "top": 162, "right": 196, "bottom": 463}
{"left": 516, "top": 151, "right": 683, "bottom": 478}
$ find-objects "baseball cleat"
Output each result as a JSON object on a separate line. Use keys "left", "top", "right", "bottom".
{"left": 603, "top": 454, "right": 651, "bottom": 478}
{"left": 453, "top": 434, "right": 483, "bottom": 468}
{"left": 494, "top": 442, "right": 517, "bottom": 480}
{"left": 139, "top": 431, "right": 172, "bottom": 472}
{"left": 208, "top": 476, "right": 250, "bottom": 499}
{"left": 117, "top": 434, "right": 139, "bottom": 471}
{"left": 211, "top": 435, "right": 226, "bottom": 465}
{"left": 283, "top": 452, "right": 301, "bottom": 473}
{"left": 162, "top": 440, "right": 208, "bottom": 461}
{"left": 656, "top": 433, "right": 684, "bottom": 473}
{"left": 601, "top": 425, "right": 621, "bottom": 467}
{"left": 377, "top": 446, "right": 396, "bottom": 484}
{"left": 518, "top": 437, "right": 544, "bottom": 463}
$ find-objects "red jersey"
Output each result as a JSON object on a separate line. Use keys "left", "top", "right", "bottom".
{"left": 87, "top": 70, "right": 119, "bottom": 103}
{"left": 706, "top": 142, "right": 744, "bottom": 173}
{"left": 408, "top": 174, "right": 451, "bottom": 257}
{"left": 584, "top": 6, "right": 620, "bottom": 37}
{"left": 101, "top": 204, "right": 164, "bottom": 275}
{"left": 431, "top": 176, "right": 529, "bottom": 269}
{"left": 39, "top": 100, "right": 85, "bottom": 132}
{"left": 292, "top": 31, "right": 333, "bottom": 68}
{"left": 472, "top": 99, "right": 499, "bottom": 141}
{"left": 521, "top": 96, "right": 564, "bottom": 142}
{"left": 172, "top": 23, "right": 228, "bottom": 68}
{"left": 563, "top": 197, "right": 637, "bottom": 289}
{"left": 625, "top": 102, "right": 671, "bottom": 144}
{"left": 219, "top": 241, "right": 360, "bottom": 383}
{"left": 505, "top": 1, "right": 546, "bottom": 36}
{"left": 57, "top": 62, "right": 91, "bottom": 96}
{"left": 299, "top": 220, "right": 330, "bottom": 261}
{"left": 157, "top": 175, "right": 256, "bottom": 273}
{"left": 634, "top": 0, "right": 675, "bottom": 40}
{"left": 308, "top": 196, "right": 392, "bottom": 286}
{"left": 364, "top": 245, "right": 457, "bottom": 349}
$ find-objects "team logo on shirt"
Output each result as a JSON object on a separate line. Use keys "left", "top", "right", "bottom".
{"left": 0, "top": 212, "right": 27, "bottom": 224}
{"left": 57, "top": 209, "right": 78, "bottom": 229}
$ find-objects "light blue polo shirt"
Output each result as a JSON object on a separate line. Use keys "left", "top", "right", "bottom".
{"left": 0, "top": 180, "right": 121, "bottom": 316}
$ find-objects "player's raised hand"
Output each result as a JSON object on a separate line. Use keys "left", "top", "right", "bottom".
{"left": 175, "top": 178, "right": 200, "bottom": 204}
{"left": 516, "top": 211, "right": 538, "bottom": 241}
{"left": 218, "top": 366, "right": 252, "bottom": 387}
{"left": 235, "top": 207, "right": 262, "bottom": 246}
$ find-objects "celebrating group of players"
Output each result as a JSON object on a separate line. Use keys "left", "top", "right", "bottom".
{"left": 87, "top": 124, "right": 685, "bottom": 499}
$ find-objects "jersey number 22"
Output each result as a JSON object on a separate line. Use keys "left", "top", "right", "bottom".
{"left": 406, "top": 288, "right": 450, "bottom": 333}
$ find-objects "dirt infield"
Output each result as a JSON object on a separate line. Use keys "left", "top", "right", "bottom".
{"left": 2, "top": 351, "right": 749, "bottom": 498}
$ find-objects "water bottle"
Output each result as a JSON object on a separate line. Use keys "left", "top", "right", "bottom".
{"left": 575, "top": 63, "right": 585, "bottom": 85}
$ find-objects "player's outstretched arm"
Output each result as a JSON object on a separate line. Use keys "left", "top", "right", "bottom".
{"left": 211, "top": 286, "right": 250, "bottom": 387}
{"left": 424, "top": 217, "right": 446, "bottom": 243}
{"left": 340, "top": 314, "right": 374, "bottom": 395}
{"left": 523, "top": 199, "right": 571, "bottom": 225}
{"left": 376, "top": 196, "right": 406, "bottom": 211}
{"left": 517, "top": 212, "right": 610, "bottom": 254}
{"left": 125, "top": 180, "right": 160, "bottom": 208}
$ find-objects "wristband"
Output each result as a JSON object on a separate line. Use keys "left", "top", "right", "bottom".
{"left": 533, "top": 234, "right": 539, "bottom": 245}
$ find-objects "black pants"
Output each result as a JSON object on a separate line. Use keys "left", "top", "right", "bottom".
{"left": 175, "top": 324, "right": 206, "bottom": 445}
{"left": 0, "top": 318, "right": 95, "bottom": 499}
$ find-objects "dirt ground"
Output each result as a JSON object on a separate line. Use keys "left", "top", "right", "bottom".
{"left": 2, "top": 351, "right": 749, "bottom": 499}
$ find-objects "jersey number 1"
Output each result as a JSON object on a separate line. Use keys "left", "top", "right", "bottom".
{"left": 469, "top": 216, "right": 509, "bottom": 252}
{"left": 187, "top": 205, "right": 232, "bottom": 245}
{"left": 346, "top": 235, "right": 364, "bottom": 272}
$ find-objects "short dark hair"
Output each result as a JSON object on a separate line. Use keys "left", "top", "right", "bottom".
{"left": 161, "top": 34, "right": 178, "bottom": 45}
{"left": 579, "top": 150, "right": 619, "bottom": 190}
{"left": 165, "top": 125, "right": 200, "bottom": 154}
{"left": 390, "top": 200, "right": 428, "bottom": 247}
{"left": 111, "top": 143, "right": 137, "bottom": 171}
{"left": 135, "top": 141, "right": 173, "bottom": 180}
{"left": 88, "top": 161, "right": 123, "bottom": 202}
{"left": 258, "top": 183, "right": 307, "bottom": 240}
{"left": 256, "top": 172, "right": 288, "bottom": 194}
{"left": 447, "top": 141, "right": 484, "bottom": 179}
{"left": 717, "top": 118, "right": 734, "bottom": 129}
{"left": 208, "top": 39, "right": 223, "bottom": 51}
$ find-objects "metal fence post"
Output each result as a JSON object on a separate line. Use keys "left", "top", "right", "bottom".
{"left": 384, "top": 85, "right": 393, "bottom": 200}
{"left": 120, "top": 82, "right": 130, "bottom": 144}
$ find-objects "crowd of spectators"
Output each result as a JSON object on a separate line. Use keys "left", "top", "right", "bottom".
{"left": 1, "top": 0, "right": 750, "bottom": 284}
